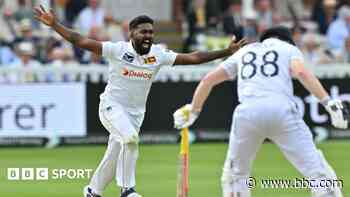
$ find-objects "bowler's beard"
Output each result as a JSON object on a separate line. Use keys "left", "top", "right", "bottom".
{"left": 133, "top": 41, "right": 152, "bottom": 55}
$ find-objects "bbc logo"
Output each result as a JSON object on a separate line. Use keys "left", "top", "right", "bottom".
{"left": 7, "top": 168, "right": 49, "bottom": 180}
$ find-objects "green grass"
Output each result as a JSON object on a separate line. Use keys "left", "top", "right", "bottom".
{"left": 0, "top": 141, "right": 349, "bottom": 197}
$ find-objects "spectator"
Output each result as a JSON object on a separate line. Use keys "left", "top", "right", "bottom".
{"left": 301, "top": 0, "right": 317, "bottom": 20}
{"left": 205, "top": 0, "right": 221, "bottom": 30}
{"left": 301, "top": 33, "right": 332, "bottom": 64}
{"left": 327, "top": 5, "right": 350, "bottom": 53}
{"left": 194, "top": 0, "right": 207, "bottom": 31}
{"left": 121, "top": 20, "right": 129, "bottom": 40}
{"left": 337, "top": 0, "right": 350, "bottom": 9}
{"left": 243, "top": 10, "right": 258, "bottom": 42}
{"left": 41, "top": 31, "right": 77, "bottom": 82}
{"left": 6, "top": 42, "right": 42, "bottom": 83}
{"left": 47, "top": 45, "right": 77, "bottom": 82}
{"left": 52, "top": 0, "right": 70, "bottom": 25}
{"left": 274, "top": 0, "right": 318, "bottom": 34}
{"left": 312, "top": 0, "right": 337, "bottom": 34}
{"left": 255, "top": 0, "right": 280, "bottom": 34}
{"left": 46, "top": 33, "right": 75, "bottom": 66}
{"left": 74, "top": 0, "right": 105, "bottom": 35}
{"left": 16, "top": 18, "right": 31, "bottom": 37}
{"left": 13, "top": 18, "right": 42, "bottom": 61}
{"left": 12, "top": 41, "right": 41, "bottom": 68}
{"left": 291, "top": 26, "right": 306, "bottom": 47}
{"left": 81, "top": 26, "right": 106, "bottom": 64}
{"left": 0, "top": 42, "right": 16, "bottom": 65}
{"left": 274, "top": 0, "right": 303, "bottom": 21}
{"left": 64, "top": 0, "right": 87, "bottom": 26}
{"left": 48, "top": 47, "right": 74, "bottom": 65}
{"left": 336, "top": 36, "right": 350, "bottom": 63}
{"left": 103, "top": 14, "right": 126, "bottom": 42}
{"left": 223, "top": 1, "right": 244, "bottom": 40}
{"left": 0, "top": 0, "right": 16, "bottom": 43}
{"left": 182, "top": 0, "right": 207, "bottom": 52}
{"left": 13, "top": 0, "right": 34, "bottom": 25}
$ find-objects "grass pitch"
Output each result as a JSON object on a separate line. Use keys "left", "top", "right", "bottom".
{"left": 0, "top": 141, "right": 349, "bottom": 197}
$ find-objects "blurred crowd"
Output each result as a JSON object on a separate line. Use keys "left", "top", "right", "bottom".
{"left": 0, "top": 0, "right": 349, "bottom": 77}
{"left": 182, "top": 0, "right": 350, "bottom": 64}
{"left": 0, "top": 0, "right": 128, "bottom": 69}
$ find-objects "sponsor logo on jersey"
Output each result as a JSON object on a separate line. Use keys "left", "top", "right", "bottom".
{"left": 122, "top": 68, "right": 153, "bottom": 80}
{"left": 144, "top": 56, "right": 156, "bottom": 64}
{"left": 122, "top": 52, "right": 135, "bottom": 63}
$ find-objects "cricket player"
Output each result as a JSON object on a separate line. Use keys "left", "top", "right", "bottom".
{"left": 173, "top": 26, "right": 349, "bottom": 197}
{"left": 34, "top": 5, "right": 247, "bottom": 197}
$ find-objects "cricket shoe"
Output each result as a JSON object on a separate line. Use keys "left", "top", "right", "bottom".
{"left": 83, "top": 186, "right": 102, "bottom": 197}
{"left": 120, "top": 188, "right": 142, "bottom": 197}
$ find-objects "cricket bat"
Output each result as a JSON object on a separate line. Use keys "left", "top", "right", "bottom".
{"left": 176, "top": 127, "right": 189, "bottom": 197}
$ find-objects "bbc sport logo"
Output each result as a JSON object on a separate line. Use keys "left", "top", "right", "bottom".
{"left": 7, "top": 168, "right": 93, "bottom": 181}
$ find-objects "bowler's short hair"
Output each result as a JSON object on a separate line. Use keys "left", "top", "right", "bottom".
{"left": 129, "top": 15, "right": 154, "bottom": 30}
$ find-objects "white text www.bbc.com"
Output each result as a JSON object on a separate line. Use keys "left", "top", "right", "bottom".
{"left": 245, "top": 177, "right": 343, "bottom": 189}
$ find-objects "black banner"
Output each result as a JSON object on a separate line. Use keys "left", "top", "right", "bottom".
{"left": 87, "top": 79, "right": 350, "bottom": 141}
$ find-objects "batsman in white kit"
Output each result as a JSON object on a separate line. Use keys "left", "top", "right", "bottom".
{"left": 174, "top": 26, "right": 349, "bottom": 197}
{"left": 33, "top": 5, "right": 247, "bottom": 197}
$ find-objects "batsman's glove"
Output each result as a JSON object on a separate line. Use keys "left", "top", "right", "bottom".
{"left": 173, "top": 104, "right": 199, "bottom": 129}
{"left": 323, "top": 98, "right": 350, "bottom": 129}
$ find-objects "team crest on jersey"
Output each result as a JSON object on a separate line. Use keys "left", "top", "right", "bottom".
{"left": 144, "top": 56, "right": 156, "bottom": 64}
{"left": 122, "top": 52, "right": 135, "bottom": 63}
{"left": 122, "top": 67, "right": 153, "bottom": 80}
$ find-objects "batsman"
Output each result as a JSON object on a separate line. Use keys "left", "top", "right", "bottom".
{"left": 173, "top": 26, "right": 350, "bottom": 197}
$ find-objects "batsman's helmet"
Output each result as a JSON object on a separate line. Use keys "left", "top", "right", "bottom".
{"left": 260, "top": 26, "right": 296, "bottom": 46}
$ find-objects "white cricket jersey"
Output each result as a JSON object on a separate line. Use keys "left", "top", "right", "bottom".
{"left": 220, "top": 38, "right": 304, "bottom": 103}
{"left": 100, "top": 41, "right": 177, "bottom": 114}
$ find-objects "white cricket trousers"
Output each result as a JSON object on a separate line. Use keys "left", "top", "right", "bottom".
{"left": 89, "top": 99, "right": 144, "bottom": 195}
{"left": 222, "top": 97, "right": 340, "bottom": 196}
